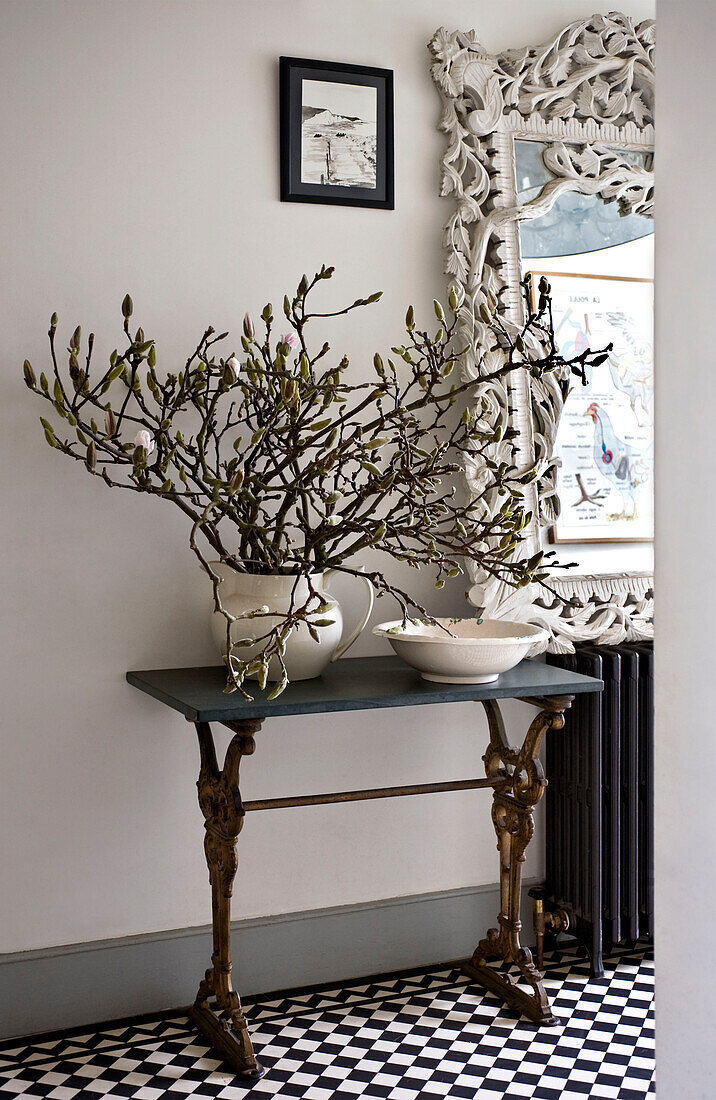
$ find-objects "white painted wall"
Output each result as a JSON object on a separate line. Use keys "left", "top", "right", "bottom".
{"left": 655, "top": 2, "right": 716, "bottom": 1095}
{"left": 0, "top": 0, "right": 654, "bottom": 955}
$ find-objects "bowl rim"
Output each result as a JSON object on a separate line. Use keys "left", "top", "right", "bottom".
{"left": 372, "top": 617, "right": 548, "bottom": 646}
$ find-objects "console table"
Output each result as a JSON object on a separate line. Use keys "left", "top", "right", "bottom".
{"left": 127, "top": 655, "right": 602, "bottom": 1080}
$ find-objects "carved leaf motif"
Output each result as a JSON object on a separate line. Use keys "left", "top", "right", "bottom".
{"left": 439, "top": 100, "right": 463, "bottom": 136}
{"left": 603, "top": 90, "right": 628, "bottom": 119}
{"left": 455, "top": 222, "right": 471, "bottom": 251}
{"left": 572, "top": 44, "right": 595, "bottom": 66}
{"left": 440, "top": 175, "right": 458, "bottom": 198}
{"left": 605, "top": 31, "right": 630, "bottom": 56}
{"left": 548, "top": 97, "right": 577, "bottom": 119}
{"left": 480, "top": 349, "right": 503, "bottom": 375}
{"left": 630, "top": 93, "right": 647, "bottom": 127}
{"left": 543, "top": 142, "right": 576, "bottom": 176}
{"left": 445, "top": 51, "right": 474, "bottom": 99}
{"left": 429, "top": 27, "right": 470, "bottom": 97}
{"left": 576, "top": 84, "right": 595, "bottom": 117}
{"left": 576, "top": 146, "right": 601, "bottom": 176}
{"left": 464, "top": 157, "right": 492, "bottom": 207}
{"left": 545, "top": 51, "right": 571, "bottom": 87}
{"left": 582, "top": 30, "right": 606, "bottom": 53}
{"left": 458, "top": 198, "right": 480, "bottom": 224}
{"left": 592, "top": 76, "right": 611, "bottom": 104}
{"left": 446, "top": 251, "right": 469, "bottom": 279}
{"left": 640, "top": 21, "right": 656, "bottom": 45}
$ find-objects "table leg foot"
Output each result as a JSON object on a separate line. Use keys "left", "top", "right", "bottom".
{"left": 463, "top": 697, "right": 572, "bottom": 1026}
{"left": 188, "top": 999, "right": 264, "bottom": 1079}
{"left": 461, "top": 957, "right": 558, "bottom": 1025}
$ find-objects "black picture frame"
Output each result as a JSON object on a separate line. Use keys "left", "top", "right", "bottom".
{"left": 280, "top": 56, "right": 394, "bottom": 210}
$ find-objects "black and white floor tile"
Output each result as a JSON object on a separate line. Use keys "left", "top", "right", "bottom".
{"left": 0, "top": 942, "right": 654, "bottom": 1099}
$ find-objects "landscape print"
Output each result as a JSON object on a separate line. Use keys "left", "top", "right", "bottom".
{"left": 301, "top": 78, "right": 377, "bottom": 188}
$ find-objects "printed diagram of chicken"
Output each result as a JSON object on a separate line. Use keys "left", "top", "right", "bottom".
{"left": 584, "top": 401, "right": 651, "bottom": 520}
{"left": 536, "top": 272, "right": 654, "bottom": 543}
{"left": 555, "top": 308, "right": 653, "bottom": 428}
{"left": 604, "top": 312, "right": 653, "bottom": 427}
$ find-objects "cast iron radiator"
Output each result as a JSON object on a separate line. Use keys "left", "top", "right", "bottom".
{"left": 540, "top": 642, "right": 654, "bottom": 977}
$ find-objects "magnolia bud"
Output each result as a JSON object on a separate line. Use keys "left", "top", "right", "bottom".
{"left": 23, "top": 360, "right": 36, "bottom": 389}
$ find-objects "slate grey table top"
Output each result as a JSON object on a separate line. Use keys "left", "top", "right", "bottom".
{"left": 126, "top": 655, "right": 602, "bottom": 723}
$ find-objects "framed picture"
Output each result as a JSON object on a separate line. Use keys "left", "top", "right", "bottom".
{"left": 529, "top": 271, "right": 654, "bottom": 544}
{"left": 280, "top": 56, "right": 394, "bottom": 209}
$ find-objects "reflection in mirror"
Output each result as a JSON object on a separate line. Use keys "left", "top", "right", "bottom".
{"left": 516, "top": 139, "right": 654, "bottom": 560}
{"left": 516, "top": 140, "right": 653, "bottom": 258}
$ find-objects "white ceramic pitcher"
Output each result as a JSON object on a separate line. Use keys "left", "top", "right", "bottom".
{"left": 209, "top": 566, "right": 374, "bottom": 681}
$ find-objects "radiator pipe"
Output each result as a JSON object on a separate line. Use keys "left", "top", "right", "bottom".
{"left": 529, "top": 887, "right": 570, "bottom": 970}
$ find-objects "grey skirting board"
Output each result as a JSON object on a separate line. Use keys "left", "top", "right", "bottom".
{"left": 0, "top": 879, "right": 538, "bottom": 1040}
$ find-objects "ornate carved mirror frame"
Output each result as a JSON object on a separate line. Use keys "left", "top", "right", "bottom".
{"left": 429, "top": 11, "right": 654, "bottom": 651}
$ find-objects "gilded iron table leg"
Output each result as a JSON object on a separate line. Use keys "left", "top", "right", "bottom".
{"left": 462, "top": 695, "right": 573, "bottom": 1026}
{"left": 188, "top": 719, "right": 265, "bottom": 1080}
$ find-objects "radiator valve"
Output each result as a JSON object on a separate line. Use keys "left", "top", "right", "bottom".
{"left": 529, "top": 887, "right": 570, "bottom": 971}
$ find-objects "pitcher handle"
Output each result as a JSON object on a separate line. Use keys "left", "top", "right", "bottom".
{"left": 324, "top": 569, "right": 374, "bottom": 662}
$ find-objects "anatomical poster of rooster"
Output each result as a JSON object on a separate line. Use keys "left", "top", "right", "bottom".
{"left": 531, "top": 271, "right": 654, "bottom": 543}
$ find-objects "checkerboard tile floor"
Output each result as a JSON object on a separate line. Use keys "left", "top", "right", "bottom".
{"left": 0, "top": 942, "right": 654, "bottom": 1099}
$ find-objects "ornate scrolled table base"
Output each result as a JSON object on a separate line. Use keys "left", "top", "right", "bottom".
{"left": 188, "top": 718, "right": 265, "bottom": 1080}
{"left": 462, "top": 696, "right": 571, "bottom": 1025}
{"left": 185, "top": 694, "right": 572, "bottom": 1074}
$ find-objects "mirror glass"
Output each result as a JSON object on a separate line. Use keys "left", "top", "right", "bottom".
{"left": 516, "top": 140, "right": 653, "bottom": 258}
{"left": 517, "top": 139, "right": 654, "bottom": 563}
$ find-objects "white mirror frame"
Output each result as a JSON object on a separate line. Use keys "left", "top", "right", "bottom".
{"left": 429, "top": 11, "right": 654, "bottom": 651}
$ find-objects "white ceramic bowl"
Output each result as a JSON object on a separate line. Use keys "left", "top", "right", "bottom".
{"left": 373, "top": 617, "right": 549, "bottom": 684}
